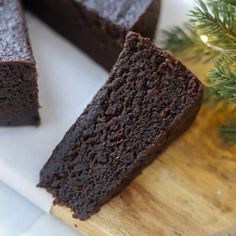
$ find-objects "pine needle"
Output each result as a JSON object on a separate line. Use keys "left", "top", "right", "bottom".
{"left": 189, "top": 0, "right": 236, "bottom": 52}
{"left": 208, "top": 55, "right": 236, "bottom": 104}
{"left": 162, "top": 0, "right": 236, "bottom": 144}
{"left": 162, "top": 24, "right": 219, "bottom": 61}
{"left": 220, "top": 122, "right": 236, "bottom": 145}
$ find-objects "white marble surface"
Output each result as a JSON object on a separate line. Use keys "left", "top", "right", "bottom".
{"left": 0, "top": 0, "right": 195, "bottom": 235}
{"left": 0, "top": 12, "right": 108, "bottom": 212}
{"left": 0, "top": 181, "right": 80, "bottom": 236}
{"left": 0, "top": 181, "right": 42, "bottom": 236}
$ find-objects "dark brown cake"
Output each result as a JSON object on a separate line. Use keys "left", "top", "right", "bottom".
{"left": 0, "top": 0, "right": 40, "bottom": 126}
{"left": 23, "top": 0, "right": 161, "bottom": 70}
{"left": 38, "top": 32, "right": 204, "bottom": 220}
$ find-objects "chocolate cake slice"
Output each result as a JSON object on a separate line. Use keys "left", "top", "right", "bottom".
{"left": 0, "top": 0, "right": 40, "bottom": 126}
{"left": 38, "top": 32, "right": 204, "bottom": 220}
{"left": 23, "top": 0, "right": 161, "bottom": 70}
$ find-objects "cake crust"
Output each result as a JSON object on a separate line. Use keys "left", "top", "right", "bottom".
{"left": 23, "top": 0, "right": 161, "bottom": 70}
{"left": 39, "top": 32, "right": 204, "bottom": 220}
{"left": 0, "top": 0, "right": 40, "bottom": 126}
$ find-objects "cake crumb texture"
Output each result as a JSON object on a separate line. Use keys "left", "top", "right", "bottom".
{"left": 39, "top": 32, "right": 204, "bottom": 220}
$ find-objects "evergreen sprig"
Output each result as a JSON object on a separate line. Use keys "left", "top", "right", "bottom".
{"left": 215, "top": 0, "right": 236, "bottom": 7}
{"left": 189, "top": 0, "right": 236, "bottom": 51}
{"left": 220, "top": 122, "right": 236, "bottom": 145}
{"left": 208, "top": 55, "right": 236, "bottom": 104}
{"left": 162, "top": 24, "right": 219, "bottom": 61}
{"left": 162, "top": 0, "right": 236, "bottom": 144}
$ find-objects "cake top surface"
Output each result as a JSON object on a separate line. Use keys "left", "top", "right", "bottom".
{"left": 39, "top": 32, "right": 203, "bottom": 219}
{"left": 0, "top": 0, "right": 33, "bottom": 62}
{"left": 76, "top": 0, "right": 154, "bottom": 29}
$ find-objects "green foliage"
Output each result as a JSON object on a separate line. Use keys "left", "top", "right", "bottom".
{"left": 190, "top": 0, "right": 236, "bottom": 52}
{"left": 163, "top": 0, "right": 236, "bottom": 54}
{"left": 220, "top": 122, "right": 236, "bottom": 145}
{"left": 208, "top": 55, "right": 236, "bottom": 104}
{"left": 162, "top": 0, "right": 236, "bottom": 144}
{"left": 162, "top": 24, "right": 194, "bottom": 52}
{"left": 203, "top": 87, "right": 225, "bottom": 107}
{"left": 221, "top": 0, "right": 236, "bottom": 6}
{"left": 162, "top": 24, "right": 219, "bottom": 61}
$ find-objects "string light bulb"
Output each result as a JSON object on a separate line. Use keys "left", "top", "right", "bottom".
{"left": 200, "top": 35, "right": 208, "bottom": 44}
{"left": 200, "top": 34, "right": 236, "bottom": 54}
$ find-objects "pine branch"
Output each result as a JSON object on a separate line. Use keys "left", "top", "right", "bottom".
{"left": 208, "top": 55, "right": 236, "bottom": 104}
{"left": 162, "top": 0, "right": 236, "bottom": 144}
{"left": 203, "top": 87, "right": 224, "bottom": 107}
{"left": 190, "top": 0, "right": 236, "bottom": 51}
{"left": 162, "top": 24, "right": 194, "bottom": 52}
{"left": 162, "top": 0, "right": 236, "bottom": 58}
{"left": 219, "top": 122, "right": 236, "bottom": 145}
{"left": 221, "top": 0, "right": 236, "bottom": 7}
{"left": 162, "top": 24, "right": 219, "bottom": 61}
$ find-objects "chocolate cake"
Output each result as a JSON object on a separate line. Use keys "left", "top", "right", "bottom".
{"left": 0, "top": 0, "right": 40, "bottom": 126}
{"left": 23, "top": 0, "right": 161, "bottom": 70}
{"left": 38, "top": 32, "right": 204, "bottom": 220}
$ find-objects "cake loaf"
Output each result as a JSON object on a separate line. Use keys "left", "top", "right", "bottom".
{"left": 23, "top": 0, "right": 161, "bottom": 70}
{"left": 0, "top": 0, "right": 40, "bottom": 126}
{"left": 38, "top": 32, "right": 204, "bottom": 220}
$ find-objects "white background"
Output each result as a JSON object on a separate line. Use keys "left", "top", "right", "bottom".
{"left": 0, "top": 0, "right": 195, "bottom": 235}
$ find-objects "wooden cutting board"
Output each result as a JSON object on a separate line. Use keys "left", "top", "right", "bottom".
{"left": 50, "top": 61, "right": 236, "bottom": 236}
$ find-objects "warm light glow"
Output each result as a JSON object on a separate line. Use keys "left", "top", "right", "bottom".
{"left": 200, "top": 35, "right": 208, "bottom": 44}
